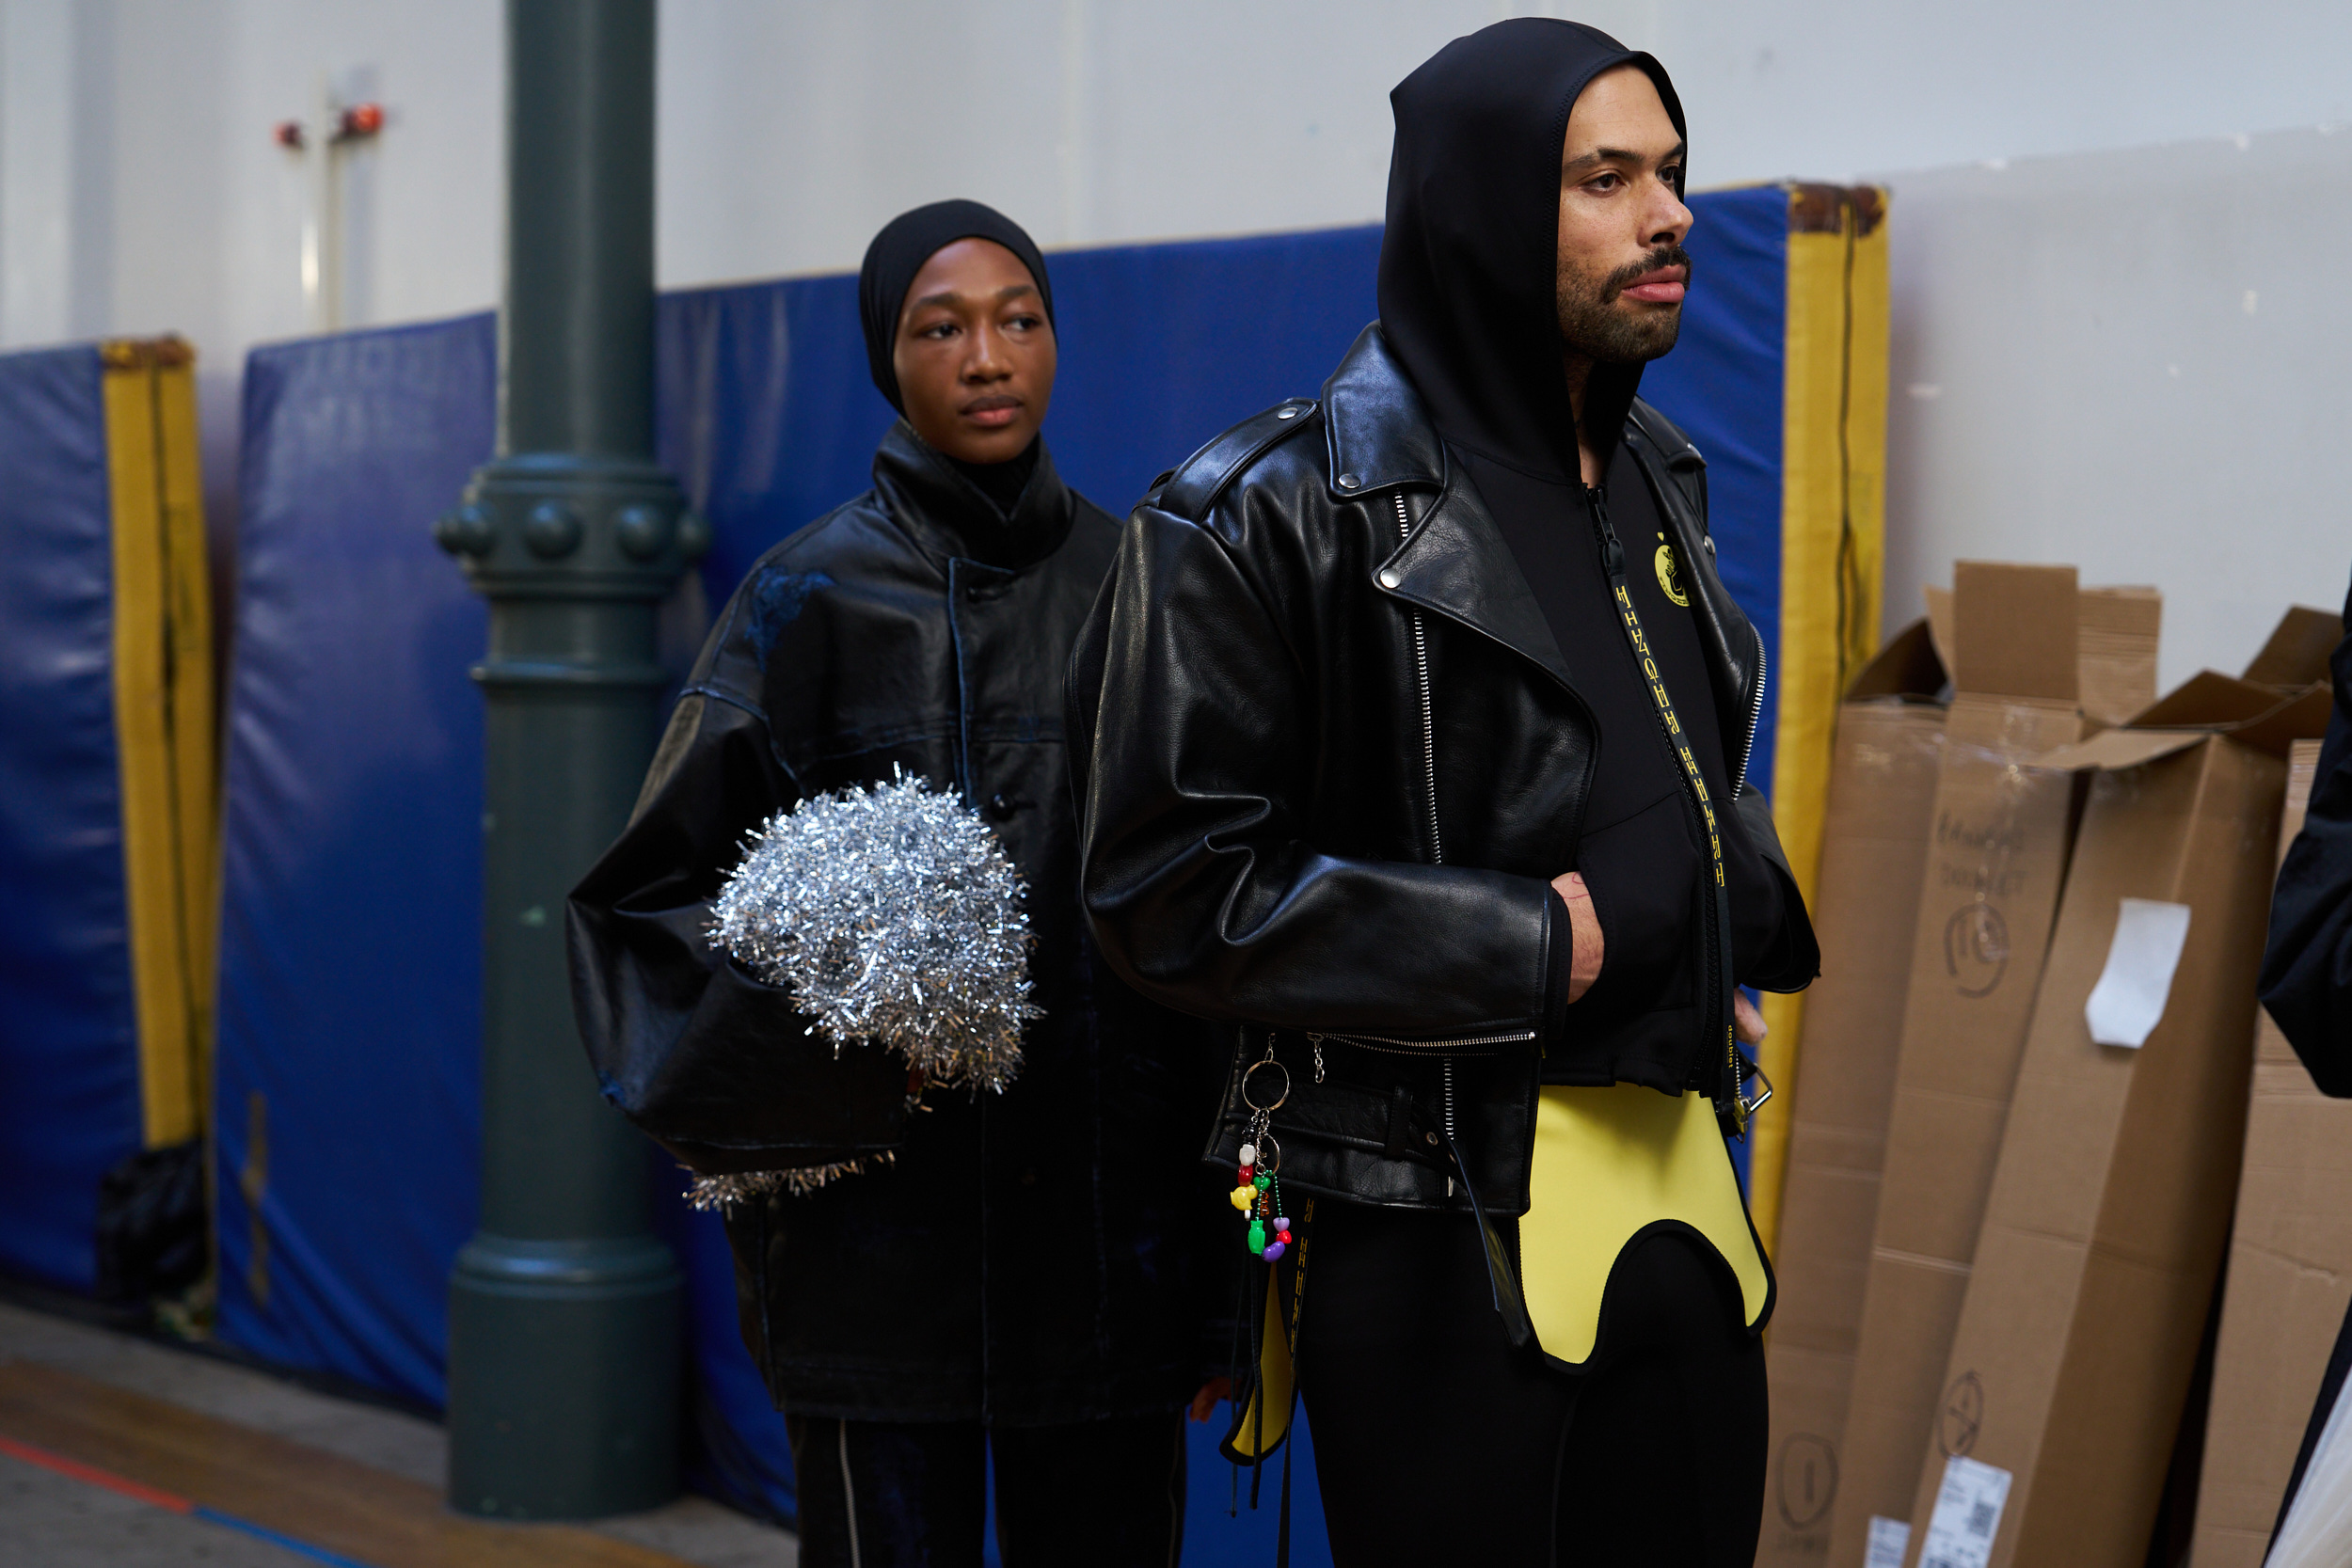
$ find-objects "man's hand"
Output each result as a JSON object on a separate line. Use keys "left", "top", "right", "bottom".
{"left": 1549, "top": 871, "right": 1605, "bottom": 1003}
{"left": 1189, "top": 1377, "right": 1232, "bottom": 1422}
{"left": 1734, "top": 990, "right": 1768, "bottom": 1047}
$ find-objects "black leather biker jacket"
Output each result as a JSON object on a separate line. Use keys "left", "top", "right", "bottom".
{"left": 1067, "top": 325, "right": 1815, "bottom": 1215}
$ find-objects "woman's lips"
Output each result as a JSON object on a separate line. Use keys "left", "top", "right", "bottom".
{"left": 963, "top": 395, "right": 1023, "bottom": 428}
{"left": 1619, "top": 269, "right": 1688, "bottom": 305}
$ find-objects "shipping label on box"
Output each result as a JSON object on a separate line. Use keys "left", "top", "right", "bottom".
{"left": 1915, "top": 1456, "right": 2014, "bottom": 1568}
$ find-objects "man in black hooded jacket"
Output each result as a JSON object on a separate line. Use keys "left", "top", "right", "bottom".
{"left": 1068, "top": 21, "right": 1816, "bottom": 1564}
{"left": 568, "top": 202, "right": 1224, "bottom": 1568}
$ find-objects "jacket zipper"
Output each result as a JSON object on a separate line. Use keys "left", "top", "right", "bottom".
{"left": 1734, "top": 635, "right": 1767, "bottom": 794}
{"left": 1586, "top": 483, "right": 1749, "bottom": 1134}
{"left": 1393, "top": 494, "right": 1459, "bottom": 1148}
{"left": 1307, "top": 1028, "right": 1538, "bottom": 1058}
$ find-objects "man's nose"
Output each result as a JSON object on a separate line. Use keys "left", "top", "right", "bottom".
{"left": 1647, "top": 184, "right": 1694, "bottom": 247}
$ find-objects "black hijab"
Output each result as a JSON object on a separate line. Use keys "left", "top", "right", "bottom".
{"left": 857, "top": 199, "right": 1056, "bottom": 414}
{"left": 1377, "top": 19, "right": 1685, "bottom": 479}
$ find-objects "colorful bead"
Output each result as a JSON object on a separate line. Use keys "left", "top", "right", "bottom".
{"left": 1273, "top": 1216, "right": 1289, "bottom": 1231}
{"left": 1238, "top": 1144, "right": 1257, "bottom": 1165}
{"left": 1238, "top": 1164, "right": 1253, "bottom": 1181}
{"left": 1248, "top": 1219, "right": 1265, "bottom": 1254}
{"left": 1230, "top": 1185, "right": 1255, "bottom": 1212}
{"left": 1262, "top": 1241, "right": 1286, "bottom": 1261}
{"left": 1254, "top": 1172, "right": 1271, "bottom": 1191}
{"left": 1275, "top": 1229, "right": 1292, "bottom": 1245}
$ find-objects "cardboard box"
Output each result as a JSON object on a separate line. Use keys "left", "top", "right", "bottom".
{"left": 1761, "top": 623, "right": 1952, "bottom": 1567}
{"left": 1892, "top": 659, "right": 2330, "bottom": 1568}
{"left": 2076, "top": 586, "right": 2162, "bottom": 729}
{"left": 1828, "top": 562, "right": 2090, "bottom": 1568}
{"left": 2190, "top": 737, "right": 2343, "bottom": 1568}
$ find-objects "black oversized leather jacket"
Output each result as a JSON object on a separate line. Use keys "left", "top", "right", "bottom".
{"left": 1068, "top": 325, "right": 1815, "bottom": 1215}
{"left": 569, "top": 424, "right": 1226, "bottom": 1422}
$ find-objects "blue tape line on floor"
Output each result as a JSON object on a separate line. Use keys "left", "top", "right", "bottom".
{"left": 192, "top": 1505, "right": 383, "bottom": 1568}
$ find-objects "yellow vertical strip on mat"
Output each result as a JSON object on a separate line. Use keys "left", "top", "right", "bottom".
{"left": 102, "top": 341, "right": 200, "bottom": 1148}
{"left": 152, "top": 341, "right": 217, "bottom": 1123}
{"left": 1840, "top": 193, "right": 1891, "bottom": 684}
{"left": 1749, "top": 186, "right": 1887, "bottom": 1252}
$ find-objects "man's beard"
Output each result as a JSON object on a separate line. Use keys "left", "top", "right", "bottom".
{"left": 1556, "top": 243, "right": 1692, "bottom": 365}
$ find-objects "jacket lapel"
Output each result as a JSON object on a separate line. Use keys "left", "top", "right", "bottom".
{"left": 1322, "top": 325, "right": 1579, "bottom": 694}
{"left": 1377, "top": 477, "right": 1577, "bottom": 695}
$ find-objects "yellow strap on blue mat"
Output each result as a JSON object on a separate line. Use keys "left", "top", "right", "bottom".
{"left": 1750, "top": 186, "right": 1892, "bottom": 1252}
{"left": 102, "top": 339, "right": 214, "bottom": 1150}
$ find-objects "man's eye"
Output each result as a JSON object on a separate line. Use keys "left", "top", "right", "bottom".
{"left": 922, "top": 322, "right": 957, "bottom": 340}
{"left": 1588, "top": 173, "right": 1621, "bottom": 192}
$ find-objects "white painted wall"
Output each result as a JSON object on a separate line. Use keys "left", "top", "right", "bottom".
{"left": 656, "top": 0, "right": 2352, "bottom": 283}
{"left": 1877, "top": 124, "right": 2352, "bottom": 693}
{"left": 2, "top": 0, "right": 2348, "bottom": 675}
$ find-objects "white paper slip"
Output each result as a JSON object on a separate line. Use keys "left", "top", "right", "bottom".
{"left": 2084, "top": 896, "right": 2192, "bottom": 1048}
{"left": 1917, "top": 1454, "right": 2013, "bottom": 1568}
{"left": 1865, "top": 1515, "right": 1913, "bottom": 1568}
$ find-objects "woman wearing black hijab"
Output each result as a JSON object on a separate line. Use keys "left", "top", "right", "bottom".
{"left": 1068, "top": 19, "right": 1815, "bottom": 1566}
{"left": 569, "top": 202, "right": 1225, "bottom": 1567}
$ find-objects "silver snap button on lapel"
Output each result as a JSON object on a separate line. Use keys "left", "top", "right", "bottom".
{"left": 1338, "top": 473, "right": 1359, "bottom": 489}
{"left": 1377, "top": 568, "right": 1402, "bottom": 590}
{"left": 1276, "top": 406, "right": 1298, "bottom": 420}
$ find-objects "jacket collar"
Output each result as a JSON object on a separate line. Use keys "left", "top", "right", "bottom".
{"left": 1326, "top": 325, "right": 1576, "bottom": 693}
{"left": 1321, "top": 325, "right": 1448, "bottom": 498}
{"left": 871, "top": 420, "right": 1075, "bottom": 575}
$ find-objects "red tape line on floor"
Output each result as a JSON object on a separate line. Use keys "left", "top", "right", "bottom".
{"left": 0, "top": 1430, "right": 381, "bottom": 1566}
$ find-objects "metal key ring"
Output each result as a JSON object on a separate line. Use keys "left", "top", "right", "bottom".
{"left": 1241, "top": 1057, "right": 1290, "bottom": 1115}
{"left": 1252, "top": 1133, "right": 1281, "bottom": 1175}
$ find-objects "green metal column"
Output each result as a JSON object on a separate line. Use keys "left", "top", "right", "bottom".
{"left": 434, "top": 0, "right": 704, "bottom": 1519}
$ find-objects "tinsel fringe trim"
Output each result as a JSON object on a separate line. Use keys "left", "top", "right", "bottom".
{"left": 686, "top": 1151, "right": 897, "bottom": 1212}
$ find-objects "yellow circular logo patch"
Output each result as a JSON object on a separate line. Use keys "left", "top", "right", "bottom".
{"left": 1653, "top": 541, "right": 1690, "bottom": 607}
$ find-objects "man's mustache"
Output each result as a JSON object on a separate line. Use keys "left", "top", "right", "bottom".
{"left": 1602, "top": 245, "right": 1694, "bottom": 301}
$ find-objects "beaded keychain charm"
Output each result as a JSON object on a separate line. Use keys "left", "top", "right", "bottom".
{"left": 1231, "top": 1050, "right": 1295, "bottom": 1261}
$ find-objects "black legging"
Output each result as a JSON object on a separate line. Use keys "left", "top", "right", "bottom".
{"left": 1293, "top": 1200, "right": 1767, "bottom": 1566}
{"left": 785, "top": 1409, "right": 1187, "bottom": 1568}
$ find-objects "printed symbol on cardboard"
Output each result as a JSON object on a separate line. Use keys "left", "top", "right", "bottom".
{"left": 1943, "top": 902, "right": 2010, "bottom": 998}
{"left": 1938, "top": 1370, "right": 1984, "bottom": 1457}
{"left": 1775, "top": 1432, "right": 1838, "bottom": 1528}
{"left": 1653, "top": 539, "right": 1690, "bottom": 606}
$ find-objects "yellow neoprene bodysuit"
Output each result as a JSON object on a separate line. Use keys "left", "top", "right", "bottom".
{"left": 1230, "top": 1083, "right": 1769, "bottom": 1456}
{"left": 1520, "top": 1083, "right": 1770, "bottom": 1367}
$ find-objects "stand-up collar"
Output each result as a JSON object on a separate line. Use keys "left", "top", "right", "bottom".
{"left": 1322, "top": 324, "right": 1448, "bottom": 497}
{"left": 870, "top": 420, "right": 1075, "bottom": 573}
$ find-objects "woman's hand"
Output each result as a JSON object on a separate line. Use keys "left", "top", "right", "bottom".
{"left": 1734, "top": 990, "right": 1768, "bottom": 1046}
{"left": 1189, "top": 1377, "right": 1232, "bottom": 1422}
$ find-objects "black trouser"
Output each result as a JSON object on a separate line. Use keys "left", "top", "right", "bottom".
{"left": 784, "top": 1410, "right": 1187, "bottom": 1568}
{"left": 1293, "top": 1199, "right": 1767, "bottom": 1567}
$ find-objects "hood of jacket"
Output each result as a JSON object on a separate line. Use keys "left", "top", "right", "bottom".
{"left": 1376, "top": 18, "right": 1685, "bottom": 480}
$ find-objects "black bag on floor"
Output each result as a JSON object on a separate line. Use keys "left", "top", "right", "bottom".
{"left": 94, "top": 1139, "right": 207, "bottom": 1302}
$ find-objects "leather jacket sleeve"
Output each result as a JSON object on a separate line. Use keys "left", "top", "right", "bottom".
{"left": 2260, "top": 596, "right": 2352, "bottom": 1093}
{"left": 565, "top": 683, "right": 910, "bottom": 1172}
{"left": 1070, "top": 502, "right": 1557, "bottom": 1044}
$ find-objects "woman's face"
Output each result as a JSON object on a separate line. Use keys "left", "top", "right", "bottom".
{"left": 892, "top": 238, "right": 1057, "bottom": 465}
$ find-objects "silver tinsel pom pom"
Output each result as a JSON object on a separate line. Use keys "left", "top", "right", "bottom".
{"left": 684, "top": 1154, "right": 896, "bottom": 1212}
{"left": 690, "top": 771, "right": 1041, "bottom": 1207}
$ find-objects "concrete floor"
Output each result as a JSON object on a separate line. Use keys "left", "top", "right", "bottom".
{"left": 0, "top": 1300, "right": 797, "bottom": 1567}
